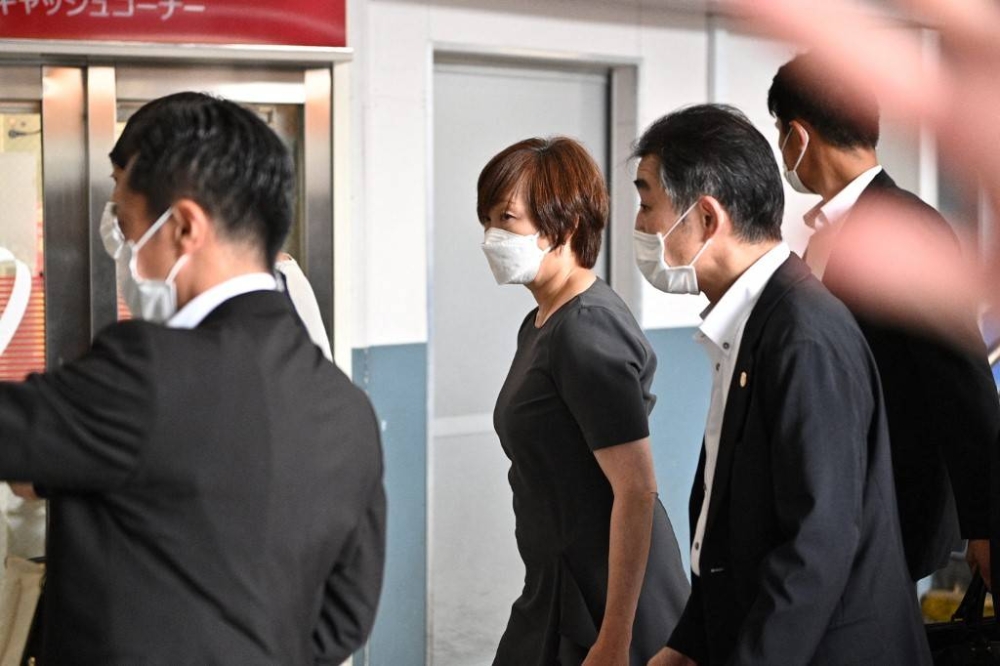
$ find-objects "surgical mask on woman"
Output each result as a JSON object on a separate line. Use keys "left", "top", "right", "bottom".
{"left": 100, "top": 201, "right": 188, "bottom": 323}
{"left": 633, "top": 200, "right": 711, "bottom": 295}
{"left": 481, "top": 227, "right": 551, "bottom": 285}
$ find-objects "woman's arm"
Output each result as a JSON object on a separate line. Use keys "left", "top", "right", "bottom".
{"left": 584, "top": 437, "right": 658, "bottom": 666}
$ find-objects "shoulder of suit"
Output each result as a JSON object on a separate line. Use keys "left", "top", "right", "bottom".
{"left": 92, "top": 318, "right": 162, "bottom": 349}
{"left": 754, "top": 266, "right": 864, "bottom": 349}
{"left": 865, "top": 180, "right": 951, "bottom": 229}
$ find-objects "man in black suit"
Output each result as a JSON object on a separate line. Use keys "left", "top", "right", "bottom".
{"left": 0, "top": 92, "right": 386, "bottom": 663}
{"left": 769, "top": 52, "right": 1000, "bottom": 585}
{"left": 634, "top": 105, "right": 929, "bottom": 665}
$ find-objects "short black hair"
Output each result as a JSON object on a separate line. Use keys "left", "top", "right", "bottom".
{"left": 768, "top": 52, "right": 880, "bottom": 149}
{"left": 632, "top": 104, "right": 783, "bottom": 243}
{"left": 110, "top": 91, "right": 294, "bottom": 265}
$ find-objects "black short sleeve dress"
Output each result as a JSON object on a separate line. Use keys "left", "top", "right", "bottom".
{"left": 492, "top": 279, "right": 689, "bottom": 666}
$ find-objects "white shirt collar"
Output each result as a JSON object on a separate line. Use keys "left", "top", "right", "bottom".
{"left": 804, "top": 164, "right": 882, "bottom": 230}
{"left": 168, "top": 272, "right": 277, "bottom": 330}
{"left": 697, "top": 243, "right": 791, "bottom": 353}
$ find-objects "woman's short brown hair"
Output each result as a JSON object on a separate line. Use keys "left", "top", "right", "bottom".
{"left": 476, "top": 136, "right": 608, "bottom": 269}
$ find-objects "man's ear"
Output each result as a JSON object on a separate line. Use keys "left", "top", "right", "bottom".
{"left": 170, "top": 199, "right": 212, "bottom": 253}
{"left": 698, "top": 196, "right": 728, "bottom": 240}
{"left": 789, "top": 119, "right": 813, "bottom": 146}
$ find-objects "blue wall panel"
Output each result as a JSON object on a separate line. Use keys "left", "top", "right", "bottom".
{"left": 645, "top": 327, "right": 711, "bottom": 576}
{"left": 353, "top": 344, "right": 427, "bottom": 666}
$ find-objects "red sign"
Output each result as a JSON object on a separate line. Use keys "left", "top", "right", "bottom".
{"left": 0, "top": 0, "right": 346, "bottom": 48}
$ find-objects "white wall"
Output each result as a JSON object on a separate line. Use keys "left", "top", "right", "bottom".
{"left": 348, "top": 2, "right": 935, "bottom": 344}
{"left": 351, "top": 0, "right": 712, "bottom": 348}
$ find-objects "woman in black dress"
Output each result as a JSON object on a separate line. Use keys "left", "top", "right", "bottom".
{"left": 478, "top": 137, "right": 689, "bottom": 665}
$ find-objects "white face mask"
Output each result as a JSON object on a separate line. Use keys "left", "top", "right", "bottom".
{"left": 100, "top": 201, "right": 131, "bottom": 298}
{"left": 100, "top": 201, "right": 126, "bottom": 260}
{"left": 101, "top": 202, "right": 188, "bottom": 323}
{"left": 481, "top": 227, "right": 551, "bottom": 285}
{"left": 780, "top": 125, "right": 813, "bottom": 195}
{"left": 633, "top": 201, "right": 712, "bottom": 295}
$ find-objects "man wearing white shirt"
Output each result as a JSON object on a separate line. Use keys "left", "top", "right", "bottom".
{"left": 770, "top": 52, "right": 1000, "bottom": 586}
{"left": 635, "top": 104, "right": 929, "bottom": 666}
{"left": 0, "top": 92, "right": 385, "bottom": 663}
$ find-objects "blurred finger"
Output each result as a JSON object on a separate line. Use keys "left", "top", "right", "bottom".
{"left": 729, "top": 0, "right": 946, "bottom": 122}
{"left": 901, "top": 0, "right": 1000, "bottom": 56}
{"left": 822, "top": 196, "right": 986, "bottom": 350}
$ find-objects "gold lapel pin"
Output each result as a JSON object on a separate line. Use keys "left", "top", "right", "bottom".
{"left": 739, "top": 371, "right": 748, "bottom": 388}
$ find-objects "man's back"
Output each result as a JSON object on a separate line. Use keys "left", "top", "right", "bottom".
{"left": 825, "top": 170, "right": 999, "bottom": 579}
{"left": 1, "top": 290, "right": 385, "bottom": 664}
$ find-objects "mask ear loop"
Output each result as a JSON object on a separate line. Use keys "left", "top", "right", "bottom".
{"left": 782, "top": 123, "right": 809, "bottom": 172}
{"left": 663, "top": 200, "right": 701, "bottom": 240}
{"left": 0, "top": 248, "right": 32, "bottom": 357}
{"left": 164, "top": 254, "right": 190, "bottom": 285}
{"left": 688, "top": 237, "right": 713, "bottom": 266}
{"left": 129, "top": 208, "right": 178, "bottom": 281}
{"left": 684, "top": 201, "right": 716, "bottom": 267}
{"left": 133, "top": 207, "right": 175, "bottom": 253}
{"left": 535, "top": 232, "right": 553, "bottom": 256}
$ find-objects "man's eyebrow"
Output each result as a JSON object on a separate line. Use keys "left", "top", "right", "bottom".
{"left": 633, "top": 177, "right": 650, "bottom": 191}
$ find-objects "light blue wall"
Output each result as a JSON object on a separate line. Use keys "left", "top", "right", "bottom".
{"left": 646, "top": 327, "right": 712, "bottom": 576}
{"left": 352, "top": 344, "right": 427, "bottom": 666}
{"left": 354, "top": 329, "right": 709, "bottom": 663}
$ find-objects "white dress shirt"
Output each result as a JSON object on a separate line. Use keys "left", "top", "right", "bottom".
{"left": 690, "top": 242, "right": 791, "bottom": 576}
{"left": 803, "top": 164, "right": 882, "bottom": 277}
{"left": 168, "top": 273, "right": 277, "bottom": 330}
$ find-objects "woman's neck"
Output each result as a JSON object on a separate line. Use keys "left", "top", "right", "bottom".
{"left": 529, "top": 263, "right": 596, "bottom": 328}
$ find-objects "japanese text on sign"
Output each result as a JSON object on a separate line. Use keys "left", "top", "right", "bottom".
{"left": 0, "top": 0, "right": 205, "bottom": 21}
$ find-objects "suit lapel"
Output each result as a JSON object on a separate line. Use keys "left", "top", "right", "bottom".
{"left": 702, "top": 256, "right": 814, "bottom": 536}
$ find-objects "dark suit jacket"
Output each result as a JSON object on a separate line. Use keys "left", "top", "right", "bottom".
{"left": 667, "top": 255, "right": 930, "bottom": 666}
{"left": 0, "top": 290, "right": 386, "bottom": 665}
{"left": 823, "top": 170, "right": 1000, "bottom": 580}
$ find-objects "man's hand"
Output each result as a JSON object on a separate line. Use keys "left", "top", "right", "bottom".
{"left": 9, "top": 483, "right": 39, "bottom": 501}
{"left": 647, "top": 646, "right": 697, "bottom": 666}
{"left": 967, "top": 539, "right": 991, "bottom": 589}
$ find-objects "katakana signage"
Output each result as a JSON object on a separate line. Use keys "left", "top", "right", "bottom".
{"left": 0, "top": 0, "right": 346, "bottom": 47}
